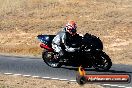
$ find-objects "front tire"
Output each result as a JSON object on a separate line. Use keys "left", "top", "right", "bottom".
{"left": 42, "top": 51, "right": 62, "bottom": 68}
{"left": 92, "top": 52, "right": 112, "bottom": 71}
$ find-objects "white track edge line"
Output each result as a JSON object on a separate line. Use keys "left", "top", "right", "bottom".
{"left": 23, "top": 75, "right": 31, "bottom": 77}
{"left": 69, "top": 80, "right": 76, "bottom": 82}
{"left": 102, "top": 84, "right": 132, "bottom": 88}
{"left": 102, "top": 84, "right": 111, "bottom": 86}
{"left": 109, "top": 85, "right": 119, "bottom": 87}
{"left": 13, "top": 74, "right": 22, "bottom": 76}
{"left": 4, "top": 73, "right": 12, "bottom": 75}
{"left": 32, "top": 76, "right": 40, "bottom": 78}
{"left": 2, "top": 73, "right": 131, "bottom": 88}
{"left": 42, "top": 77, "right": 51, "bottom": 79}
{"left": 117, "top": 86, "right": 126, "bottom": 88}
{"left": 51, "top": 78, "right": 59, "bottom": 80}
{"left": 59, "top": 79, "right": 68, "bottom": 81}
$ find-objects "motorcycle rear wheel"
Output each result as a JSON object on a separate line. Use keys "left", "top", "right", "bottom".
{"left": 42, "top": 51, "right": 62, "bottom": 68}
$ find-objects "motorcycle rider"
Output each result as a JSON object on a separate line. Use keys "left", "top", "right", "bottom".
{"left": 52, "top": 21, "right": 82, "bottom": 60}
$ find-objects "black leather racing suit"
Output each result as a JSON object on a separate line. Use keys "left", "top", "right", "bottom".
{"left": 52, "top": 28, "right": 82, "bottom": 55}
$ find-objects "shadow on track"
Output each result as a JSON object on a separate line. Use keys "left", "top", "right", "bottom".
{"left": 61, "top": 66, "right": 96, "bottom": 71}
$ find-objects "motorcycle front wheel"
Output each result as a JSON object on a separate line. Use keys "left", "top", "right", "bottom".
{"left": 42, "top": 50, "right": 62, "bottom": 68}
{"left": 92, "top": 52, "right": 112, "bottom": 71}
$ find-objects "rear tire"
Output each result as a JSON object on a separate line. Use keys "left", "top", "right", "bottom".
{"left": 42, "top": 50, "right": 62, "bottom": 68}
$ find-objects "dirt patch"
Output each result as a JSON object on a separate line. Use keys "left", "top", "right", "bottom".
{"left": 0, "top": 0, "right": 132, "bottom": 65}
{"left": 0, "top": 74, "right": 102, "bottom": 88}
{"left": 0, "top": 0, "right": 131, "bottom": 87}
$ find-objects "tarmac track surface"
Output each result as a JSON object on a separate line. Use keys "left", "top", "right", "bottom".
{"left": 0, "top": 55, "right": 132, "bottom": 88}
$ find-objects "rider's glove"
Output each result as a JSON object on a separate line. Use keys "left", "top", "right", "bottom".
{"left": 65, "top": 45, "right": 80, "bottom": 52}
{"left": 74, "top": 47, "right": 80, "bottom": 51}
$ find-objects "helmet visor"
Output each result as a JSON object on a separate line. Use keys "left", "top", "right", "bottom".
{"left": 67, "top": 28, "right": 76, "bottom": 34}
